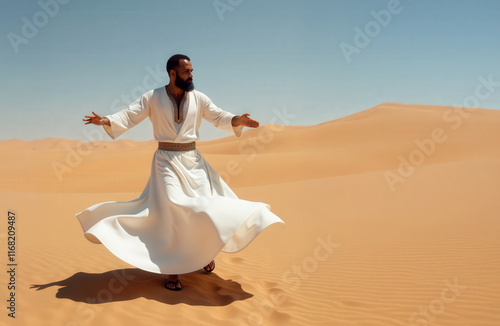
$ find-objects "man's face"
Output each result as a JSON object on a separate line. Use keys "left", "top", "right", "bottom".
{"left": 174, "top": 59, "right": 194, "bottom": 92}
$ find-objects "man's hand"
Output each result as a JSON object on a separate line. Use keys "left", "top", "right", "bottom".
{"left": 83, "top": 112, "right": 110, "bottom": 126}
{"left": 232, "top": 113, "right": 259, "bottom": 128}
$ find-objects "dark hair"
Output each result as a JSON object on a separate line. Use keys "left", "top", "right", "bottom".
{"left": 166, "top": 54, "right": 191, "bottom": 75}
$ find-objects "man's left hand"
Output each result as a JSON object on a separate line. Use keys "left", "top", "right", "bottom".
{"left": 233, "top": 113, "right": 259, "bottom": 128}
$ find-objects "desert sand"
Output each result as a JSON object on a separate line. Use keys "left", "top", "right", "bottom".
{"left": 1, "top": 103, "right": 500, "bottom": 325}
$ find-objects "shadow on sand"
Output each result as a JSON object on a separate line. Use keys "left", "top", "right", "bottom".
{"left": 30, "top": 268, "right": 252, "bottom": 306}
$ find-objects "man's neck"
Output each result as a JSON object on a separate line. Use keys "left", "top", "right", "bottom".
{"left": 166, "top": 83, "right": 184, "bottom": 101}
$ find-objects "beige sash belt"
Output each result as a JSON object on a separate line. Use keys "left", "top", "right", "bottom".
{"left": 158, "top": 141, "right": 196, "bottom": 151}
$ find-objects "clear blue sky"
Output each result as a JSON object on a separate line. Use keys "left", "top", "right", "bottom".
{"left": 1, "top": 0, "right": 499, "bottom": 141}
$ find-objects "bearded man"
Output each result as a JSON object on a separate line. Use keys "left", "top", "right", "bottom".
{"left": 78, "top": 54, "right": 284, "bottom": 291}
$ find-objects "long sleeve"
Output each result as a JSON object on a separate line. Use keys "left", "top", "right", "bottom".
{"left": 103, "top": 92, "right": 152, "bottom": 140}
{"left": 200, "top": 93, "right": 243, "bottom": 137}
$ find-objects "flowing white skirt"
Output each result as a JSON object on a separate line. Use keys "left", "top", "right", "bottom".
{"left": 75, "top": 148, "right": 284, "bottom": 274}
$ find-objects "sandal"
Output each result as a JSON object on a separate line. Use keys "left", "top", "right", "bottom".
{"left": 165, "top": 279, "right": 182, "bottom": 291}
{"left": 203, "top": 260, "right": 215, "bottom": 273}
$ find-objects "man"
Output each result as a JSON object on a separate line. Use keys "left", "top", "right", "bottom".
{"left": 78, "top": 54, "right": 284, "bottom": 291}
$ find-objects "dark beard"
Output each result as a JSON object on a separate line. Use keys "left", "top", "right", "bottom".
{"left": 175, "top": 75, "right": 194, "bottom": 92}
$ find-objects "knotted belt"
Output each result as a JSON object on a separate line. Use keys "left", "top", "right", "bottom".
{"left": 158, "top": 141, "right": 196, "bottom": 151}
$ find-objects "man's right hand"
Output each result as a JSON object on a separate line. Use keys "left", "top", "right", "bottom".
{"left": 83, "top": 111, "right": 110, "bottom": 126}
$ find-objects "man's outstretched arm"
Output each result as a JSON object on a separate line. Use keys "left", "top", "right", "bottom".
{"left": 232, "top": 113, "right": 259, "bottom": 128}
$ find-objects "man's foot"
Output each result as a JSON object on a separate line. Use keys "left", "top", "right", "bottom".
{"left": 203, "top": 260, "right": 215, "bottom": 273}
{"left": 165, "top": 275, "right": 182, "bottom": 291}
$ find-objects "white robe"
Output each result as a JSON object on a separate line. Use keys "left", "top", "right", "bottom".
{"left": 75, "top": 86, "right": 285, "bottom": 274}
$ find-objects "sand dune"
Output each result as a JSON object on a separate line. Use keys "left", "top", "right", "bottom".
{"left": 1, "top": 103, "right": 500, "bottom": 325}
